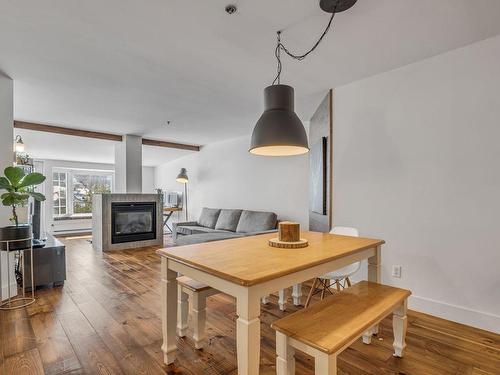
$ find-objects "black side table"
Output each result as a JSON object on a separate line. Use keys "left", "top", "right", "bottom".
{"left": 24, "top": 234, "right": 66, "bottom": 290}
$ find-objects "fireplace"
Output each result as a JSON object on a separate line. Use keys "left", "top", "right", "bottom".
{"left": 111, "top": 202, "right": 157, "bottom": 244}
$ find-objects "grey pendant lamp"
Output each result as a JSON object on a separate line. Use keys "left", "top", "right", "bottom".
{"left": 250, "top": 0, "right": 357, "bottom": 156}
{"left": 250, "top": 85, "right": 309, "bottom": 156}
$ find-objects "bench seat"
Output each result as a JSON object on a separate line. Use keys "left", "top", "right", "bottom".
{"left": 271, "top": 281, "right": 411, "bottom": 374}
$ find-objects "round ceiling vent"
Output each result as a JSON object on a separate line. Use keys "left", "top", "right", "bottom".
{"left": 225, "top": 5, "right": 237, "bottom": 15}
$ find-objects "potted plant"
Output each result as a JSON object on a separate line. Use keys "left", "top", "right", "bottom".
{"left": 0, "top": 166, "right": 46, "bottom": 250}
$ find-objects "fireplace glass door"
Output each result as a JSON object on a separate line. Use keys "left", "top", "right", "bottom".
{"left": 111, "top": 202, "right": 157, "bottom": 244}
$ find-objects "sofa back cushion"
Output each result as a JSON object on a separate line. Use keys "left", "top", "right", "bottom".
{"left": 198, "top": 208, "right": 221, "bottom": 229}
{"left": 215, "top": 209, "right": 243, "bottom": 232}
{"left": 236, "top": 210, "right": 278, "bottom": 233}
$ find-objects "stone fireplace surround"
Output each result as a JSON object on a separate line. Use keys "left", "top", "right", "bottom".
{"left": 92, "top": 193, "right": 163, "bottom": 251}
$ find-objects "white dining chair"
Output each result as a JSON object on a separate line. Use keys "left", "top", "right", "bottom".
{"left": 304, "top": 226, "right": 361, "bottom": 308}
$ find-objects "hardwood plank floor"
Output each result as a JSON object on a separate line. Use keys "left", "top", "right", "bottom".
{"left": 1, "top": 235, "right": 499, "bottom": 374}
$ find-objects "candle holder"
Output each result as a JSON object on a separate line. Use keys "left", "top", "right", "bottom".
{"left": 269, "top": 221, "right": 309, "bottom": 249}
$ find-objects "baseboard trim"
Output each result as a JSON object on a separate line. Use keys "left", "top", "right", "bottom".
{"left": 409, "top": 294, "right": 500, "bottom": 334}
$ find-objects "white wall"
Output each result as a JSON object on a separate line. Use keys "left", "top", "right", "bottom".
{"left": 155, "top": 136, "right": 309, "bottom": 227}
{"left": 0, "top": 73, "right": 15, "bottom": 300}
{"left": 37, "top": 159, "right": 155, "bottom": 234}
{"left": 333, "top": 35, "right": 500, "bottom": 332}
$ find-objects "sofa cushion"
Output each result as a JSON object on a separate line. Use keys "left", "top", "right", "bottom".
{"left": 175, "top": 232, "right": 244, "bottom": 246}
{"left": 215, "top": 209, "right": 243, "bottom": 232}
{"left": 236, "top": 210, "right": 278, "bottom": 233}
{"left": 176, "top": 225, "right": 227, "bottom": 236}
{"left": 198, "top": 208, "right": 221, "bottom": 229}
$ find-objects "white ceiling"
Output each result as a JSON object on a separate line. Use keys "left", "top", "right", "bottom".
{"left": 3, "top": 0, "right": 500, "bottom": 163}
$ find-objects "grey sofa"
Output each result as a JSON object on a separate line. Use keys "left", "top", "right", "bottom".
{"left": 172, "top": 208, "right": 278, "bottom": 246}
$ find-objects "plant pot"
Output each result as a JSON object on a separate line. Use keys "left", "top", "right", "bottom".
{"left": 0, "top": 225, "right": 32, "bottom": 251}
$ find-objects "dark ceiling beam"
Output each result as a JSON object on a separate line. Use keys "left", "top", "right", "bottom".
{"left": 14, "top": 120, "right": 123, "bottom": 142}
{"left": 14, "top": 120, "right": 201, "bottom": 151}
{"left": 141, "top": 138, "right": 200, "bottom": 152}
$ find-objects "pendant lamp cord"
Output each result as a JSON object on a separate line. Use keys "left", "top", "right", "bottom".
{"left": 272, "top": 6, "right": 337, "bottom": 85}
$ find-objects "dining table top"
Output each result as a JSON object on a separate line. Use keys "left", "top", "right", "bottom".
{"left": 157, "top": 231, "right": 384, "bottom": 286}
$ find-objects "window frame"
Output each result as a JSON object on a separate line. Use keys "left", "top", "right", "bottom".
{"left": 52, "top": 167, "right": 114, "bottom": 219}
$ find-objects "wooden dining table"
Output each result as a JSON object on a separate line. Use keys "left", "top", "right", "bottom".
{"left": 157, "top": 230, "right": 385, "bottom": 375}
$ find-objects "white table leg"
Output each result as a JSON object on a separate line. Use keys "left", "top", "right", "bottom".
{"left": 292, "top": 283, "right": 302, "bottom": 306}
{"left": 177, "top": 285, "right": 189, "bottom": 337}
{"left": 236, "top": 292, "right": 261, "bottom": 375}
{"left": 192, "top": 291, "right": 207, "bottom": 349}
{"left": 278, "top": 289, "right": 288, "bottom": 311}
{"left": 315, "top": 353, "right": 337, "bottom": 375}
{"left": 393, "top": 300, "right": 408, "bottom": 357}
{"left": 367, "top": 245, "right": 382, "bottom": 336}
{"left": 276, "top": 331, "right": 295, "bottom": 375}
{"left": 161, "top": 258, "right": 178, "bottom": 365}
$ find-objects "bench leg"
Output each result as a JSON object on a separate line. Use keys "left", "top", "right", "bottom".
{"left": 292, "top": 284, "right": 302, "bottom": 306}
{"left": 278, "top": 289, "right": 288, "bottom": 311}
{"left": 393, "top": 300, "right": 408, "bottom": 357}
{"left": 362, "top": 328, "right": 373, "bottom": 344}
{"left": 177, "top": 285, "right": 189, "bottom": 337}
{"left": 276, "top": 331, "right": 295, "bottom": 375}
{"left": 315, "top": 353, "right": 337, "bottom": 375}
{"left": 192, "top": 292, "right": 207, "bottom": 349}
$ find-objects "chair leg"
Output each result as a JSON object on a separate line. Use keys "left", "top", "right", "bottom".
{"left": 276, "top": 331, "right": 295, "bottom": 375}
{"left": 320, "top": 279, "right": 327, "bottom": 300}
{"left": 305, "top": 278, "right": 319, "bottom": 308}
{"left": 176, "top": 285, "right": 189, "bottom": 337}
{"left": 393, "top": 300, "right": 408, "bottom": 357}
{"left": 315, "top": 353, "right": 337, "bottom": 375}
{"left": 345, "top": 277, "right": 352, "bottom": 287}
{"left": 335, "top": 280, "right": 341, "bottom": 292}
{"left": 192, "top": 292, "right": 207, "bottom": 349}
{"left": 278, "top": 289, "right": 288, "bottom": 311}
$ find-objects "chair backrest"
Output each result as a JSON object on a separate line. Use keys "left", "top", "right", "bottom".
{"left": 325, "top": 226, "right": 361, "bottom": 279}
{"left": 330, "top": 226, "right": 359, "bottom": 237}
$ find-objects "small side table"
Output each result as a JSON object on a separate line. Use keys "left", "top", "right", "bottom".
{"left": 0, "top": 237, "right": 35, "bottom": 310}
{"left": 163, "top": 207, "right": 182, "bottom": 234}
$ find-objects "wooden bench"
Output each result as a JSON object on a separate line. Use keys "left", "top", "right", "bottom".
{"left": 176, "top": 276, "right": 219, "bottom": 349}
{"left": 271, "top": 281, "right": 411, "bottom": 374}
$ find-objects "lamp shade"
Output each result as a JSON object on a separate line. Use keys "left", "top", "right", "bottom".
{"left": 176, "top": 168, "right": 188, "bottom": 183}
{"left": 250, "top": 84, "right": 309, "bottom": 156}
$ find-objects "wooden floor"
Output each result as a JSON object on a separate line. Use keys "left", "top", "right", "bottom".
{"left": 1, "top": 236, "right": 499, "bottom": 375}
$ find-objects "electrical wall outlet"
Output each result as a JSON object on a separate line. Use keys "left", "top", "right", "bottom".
{"left": 392, "top": 265, "right": 402, "bottom": 278}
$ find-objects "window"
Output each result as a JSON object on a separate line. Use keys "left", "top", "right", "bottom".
{"left": 52, "top": 168, "right": 114, "bottom": 219}
{"left": 53, "top": 172, "right": 67, "bottom": 217}
{"left": 73, "top": 173, "right": 112, "bottom": 214}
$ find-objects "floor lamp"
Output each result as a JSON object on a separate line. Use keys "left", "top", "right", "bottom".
{"left": 176, "top": 168, "right": 188, "bottom": 221}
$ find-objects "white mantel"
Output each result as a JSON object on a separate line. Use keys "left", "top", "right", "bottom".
{"left": 92, "top": 193, "right": 163, "bottom": 251}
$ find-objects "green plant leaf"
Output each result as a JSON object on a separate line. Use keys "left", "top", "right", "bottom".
{"left": 19, "top": 172, "right": 46, "bottom": 188}
{"left": 4, "top": 167, "right": 25, "bottom": 187}
{"left": 2, "top": 195, "right": 15, "bottom": 206}
{"left": 28, "top": 191, "right": 46, "bottom": 201}
{"left": 0, "top": 177, "right": 11, "bottom": 190}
